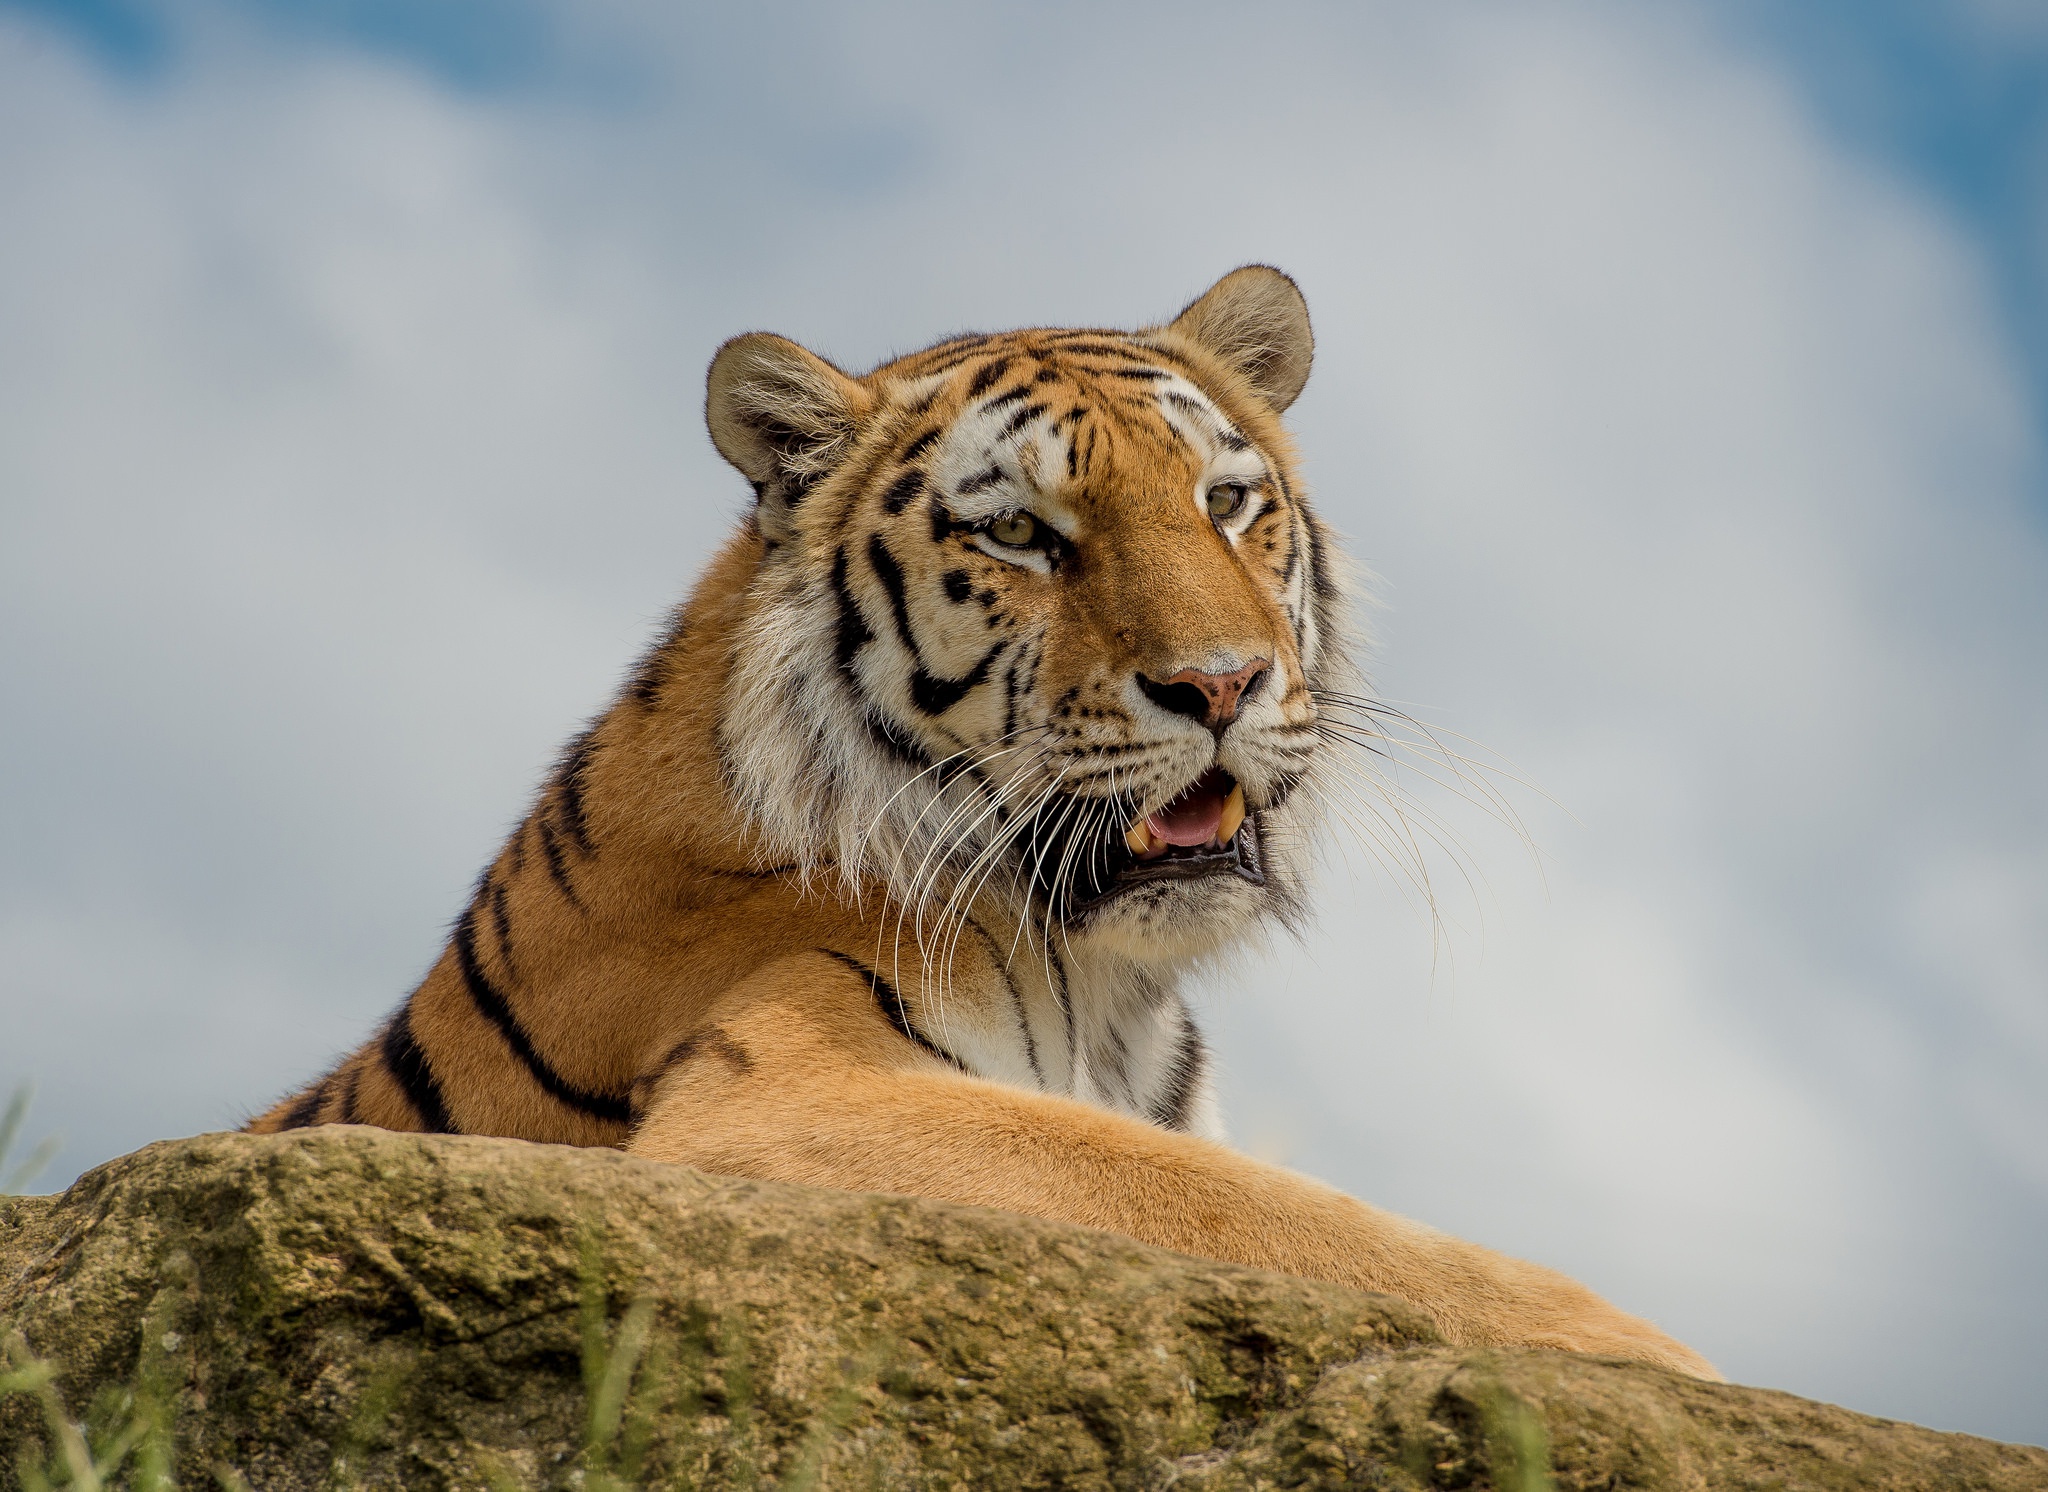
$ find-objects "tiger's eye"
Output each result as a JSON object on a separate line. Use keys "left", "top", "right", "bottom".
{"left": 990, "top": 512, "right": 1039, "bottom": 547}
{"left": 1207, "top": 482, "right": 1248, "bottom": 520}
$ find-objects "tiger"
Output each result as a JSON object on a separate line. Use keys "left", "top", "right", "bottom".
{"left": 249, "top": 266, "right": 1718, "bottom": 1379}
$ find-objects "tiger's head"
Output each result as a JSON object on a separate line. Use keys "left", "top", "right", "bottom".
{"left": 712, "top": 267, "right": 1352, "bottom": 967}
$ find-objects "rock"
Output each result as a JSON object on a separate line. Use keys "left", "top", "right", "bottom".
{"left": 0, "top": 1129, "right": 2041, "bottom": 1490}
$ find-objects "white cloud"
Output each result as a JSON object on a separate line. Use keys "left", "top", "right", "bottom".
{"left": 1, "top": 0, "right": 2042, "bottom": 1444}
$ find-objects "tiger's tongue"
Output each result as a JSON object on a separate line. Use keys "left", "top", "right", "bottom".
{"left": 1148, "top": 785, "right": 1226, "bottom": 848}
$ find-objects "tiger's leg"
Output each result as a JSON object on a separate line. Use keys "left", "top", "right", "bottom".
{"left": 627, "top": 952, "right": 1721, "bottom": 1380}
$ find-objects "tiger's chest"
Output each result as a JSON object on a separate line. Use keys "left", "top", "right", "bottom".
{"left": 891, "top": 935, "right": 1223, "bottom": 1141}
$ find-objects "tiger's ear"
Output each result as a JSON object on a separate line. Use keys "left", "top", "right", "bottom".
{"left": 1165, "top": 265, "right": 1314, "bottom": 413}
{"left": 706, "top": 333, "right": 873, "bottom": 541}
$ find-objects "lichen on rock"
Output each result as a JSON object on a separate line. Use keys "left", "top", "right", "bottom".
{"left": 2, "top": 1129, "right": 2043, "bottom": 1489}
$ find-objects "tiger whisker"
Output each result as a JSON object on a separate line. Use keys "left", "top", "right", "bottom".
{"left": 1311, "top": 690, "right": 1552, "bottom": 829}
{"left": 927, "top": 761, "right": 1072, "bottom": 1013}
{"left": 1007, "top": 771, "right": 1088, "bottom": 971}
{"left": 1045, "top": 787, "right": 1113, "bottom": 973}
{"left": 894, "top": 737, "right": 1055, "bottom": 953}
{"left": 897, "top": 760, "right": 1057, "bottom": 1014}
{"left": 1311, "top": 718, "right": 1536, "bottom": 868}
{"left": 904, "top": 743, "right": 1066, "bottom": 995}
{"left": 882, "top": 737, "right": 1057, "bottom": 1003}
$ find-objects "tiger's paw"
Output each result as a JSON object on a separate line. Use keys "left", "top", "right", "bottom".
{"left": 1460, "top": 1258, "right": 1725, "bottom": 1380}
{"left": 1517, "top": 1307, "right": 1725, "bottom": 1381}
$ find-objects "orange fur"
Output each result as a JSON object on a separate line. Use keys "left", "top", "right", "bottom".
{"left": 248, "top": 269, "right": 1719, "bottom": 1379}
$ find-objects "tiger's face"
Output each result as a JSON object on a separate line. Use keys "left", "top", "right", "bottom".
{"left": 714, "top": 268, "right": 1346, "bottom": 965}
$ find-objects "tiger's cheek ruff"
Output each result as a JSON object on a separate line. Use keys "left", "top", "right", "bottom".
{"left": 718, "top": 483, "right": 1037, "bottom": 905}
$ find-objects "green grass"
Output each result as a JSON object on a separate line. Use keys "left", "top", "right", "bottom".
{"left": 0, "top": 1087, "right": 59, "bottom": 1198}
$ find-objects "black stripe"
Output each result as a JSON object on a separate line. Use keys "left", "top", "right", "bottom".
{"left": 627, "top": 612, "right": 685, "bottom": 708}
{"left": 867, "top": 711, "right": 933, "bottom": 767}
{"left": 382, "top": 1005, "right": 457, "bottom": 1134}
{"left": 1148, "top": 1011, "right": 1207, "bottom": 1132}
{"left": 867, "top": 534, "right": 1004, "bottom": 715}
{"left": 280, "top": 1078, "right": 330, "bottom": 1131}
{"left": 554, "top": 729, "right": 598, "bottom": 856}
{"left": 965, "top": 914, "right": 1039, "bottom": 1083}
{"left": 911, "top": 640, "right": 1003, "bottom": 715}
{"left": 1306, "top": 519, "right": 1331, "bottom": 604}
{"left": 918, "top": 346, "right": 997, "bottom": 376}
{"left": 831, "top": 546, "right": 874, "bottom": 678}
{"left": 537, "top": 817, "right": 584, "bottom": 911}
{"left": 629, "top": 1025, "right": 753, "bottom": 1118}
{"left": 942, "top": 569, "right": 972, "bottom": 603}
{"left": 1046, "top": 940, "right": 1075, "bottom": 1074}
{"left": 979, "top": 386, "right": 1029, "bottom": 416}
{"left": 1108, "top": 366, "right": 1168, "bottom": 380}
{"left": 994, "top": 401, "right": 1046, "bottom": 442}
{"left": 628, "top": 653, "right": 668, "bottom": 708}
{"left": 900, "top": 427, "right": 942, "bottom": 462}
{"left": 955, "top": 464, "right": 1004, "bottom": 497}
{"left": 1001, "top": 656, "right": 1021, "bottom": 742}
{"left": 831, "top": 542, "right": 928, "bottom": 768}
{"left": 489, "top": 876, "right": 517, "bottom": 979}
{"left": 1046, "top": 339, "right": 1151, "bottom": 361}
{"left": 1101, "top": 1024, "right": 1132, "bottom": 1101}
{"left": 925, "top": 331, "right": 993, "bottom": 355}
{"left": 653, "top": 1028, "right": 754, "bottom": 1080}
{"left": 967, "top": 357, "right": 1012, "bottom": 397}
{"left": 865, "top": 533, "right": 923, "bottom": 660}
{"left": 818, "top": 950, "right": 966, "bottom": 1071}
{"left": 881, "top": 471, "right": 924, "bottom": 515}
{"left": 781, "top": 472, "right": 819, "bottom": 510}
{"left": 453, "top": 904, "right": 632, "bottom": 1123}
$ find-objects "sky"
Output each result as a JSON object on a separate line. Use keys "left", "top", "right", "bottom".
{"left": 2, "top": 0, "right": 2045, "bottom": 1448}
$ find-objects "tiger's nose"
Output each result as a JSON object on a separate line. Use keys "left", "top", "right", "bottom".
{"left": 1137, "top": 658, "right": 1272, "bottom": 736}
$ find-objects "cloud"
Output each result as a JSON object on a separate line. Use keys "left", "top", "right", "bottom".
{"left": 1, "top": 0, "right": 2042, "bottom": 1444}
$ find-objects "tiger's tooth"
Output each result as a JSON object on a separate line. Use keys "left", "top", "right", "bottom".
{"left": 1125, "top": 819, "right": 1154, "bottom": 856}
{"left": 1217, "top": 783, "right": 1247, "bottom": 845}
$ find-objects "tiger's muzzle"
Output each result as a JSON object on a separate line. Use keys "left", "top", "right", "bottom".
{"left": 1021, "top": 767, "right": 1266, "bottom": 919}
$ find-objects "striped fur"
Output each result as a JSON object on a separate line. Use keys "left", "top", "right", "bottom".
{"left": 246, "top": 268, "right": 1717, "bottom": 1378}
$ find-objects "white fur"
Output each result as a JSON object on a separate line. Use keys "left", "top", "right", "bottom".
{"left": 713, "top": 366, "right": 1364, "bottom": 1135}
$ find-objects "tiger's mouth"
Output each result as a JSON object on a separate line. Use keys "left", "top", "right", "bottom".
{"left": 1024, "top": 768, "right": 1264, "bottom": 918}
{"left": 1123, "top": 768, "right": 1247, "bottom": 860}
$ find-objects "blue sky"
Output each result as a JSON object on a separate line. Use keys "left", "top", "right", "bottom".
{"left": 18, "top": 0, "right": 2047, "bottom": 442}
{"left": 1726, "top": 1, "right": 2048, "bottom": 440}
{"left": 3, "top": 0, "right": 2045, "bottom": 1450}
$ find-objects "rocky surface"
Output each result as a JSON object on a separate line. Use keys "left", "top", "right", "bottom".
{"left": 1, "top": 1128, "right": 2042, "bottom": 1490}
